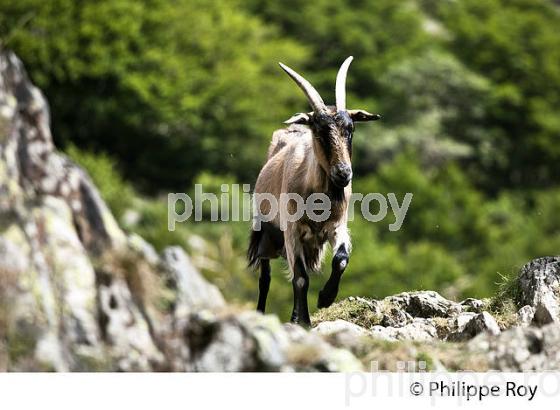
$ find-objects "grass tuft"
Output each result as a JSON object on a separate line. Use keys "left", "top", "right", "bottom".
{"left": 311, "top": 298, "right": 383, "bottom": 328}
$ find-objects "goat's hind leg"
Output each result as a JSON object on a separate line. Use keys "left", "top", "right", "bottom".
{"left": 249, "top": 222, "right": 284, "bottom": 313}
{"left": 257, "top": 259, "right": 271, "bottom": 313}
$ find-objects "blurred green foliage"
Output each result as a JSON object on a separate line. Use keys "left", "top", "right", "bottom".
{"left": 65, "top": 144, "right": 135, "bottom": 220}
{"left": 433, "top": 0, "right": 560, "bottom": 189}
{"left": 3, "top": 0, "right": 560, "bottom": 320}
{"left": 0, "top": 0, "right": 308, "bottom": 190}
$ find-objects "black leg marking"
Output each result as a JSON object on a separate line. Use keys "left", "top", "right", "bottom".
{"left": 257, "top": 259, "right": 271, "bottom": 313}
{"left": 318, "top": 244, "right": 349, "bottom": 308}
{"left": 290, "top": 257, "right": 311, "bottom": 327}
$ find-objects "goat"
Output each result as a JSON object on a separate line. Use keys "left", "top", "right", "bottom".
{"left": 247, "top": 57, "right": 380, "bottom": 326}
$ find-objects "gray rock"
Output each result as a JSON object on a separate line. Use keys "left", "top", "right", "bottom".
{"left": 517, "top": 256, "right": 560, "bottom": 325}
{"left": 97, "top": 273, "right": 164, "bottom": 371}
{"left": 448, "top": 311, "right": 500, "bottom": 341}
{"left": 517, "top": 305, "right": 535, "bottom": 328}
{"left": 533, "top": 303, "right": 558, "bottom": 325}
{"left": 127, "top": 233, "right": 160, "bottom": 265}
{"left": 183, "top": 311, "right": 260, "bottom": 371}
{"left": 460, "top": 298, "right": 485, "bottom": 313}
{"left": 380, "top": 306, "right": 413, "bottom": 328}
{"left": 0, "top": 236, "right": 29, "bottom": 274}
{"left": 161, "top": 246, "right": 225, "bottom": 316}
{"left": 182, "top": 311, "right": 363, "bottom": 372}
{"left": 465, "top": 311, "right": 501, "bottom": 336}
{"left": 371, "top": 319, "right": 439, "bottom": 342}
{"left": 469, "top": 323, "right": 560, "bottom": 371}
{"left": 313, "top": 319, "right": 371, "bottom": 348}
{"left": 455, "top": 312, "right": 478, "bottom": 332}
{"left": 282, "top": 322, "right": 309, "bottom": 342}
{"left": 0, "top": 50, "right": 164, "bottom": 371}
{"left": 386, "top": 291, "right": 461, "bottom": 318}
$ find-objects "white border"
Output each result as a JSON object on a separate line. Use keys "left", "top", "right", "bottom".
{"left": 0, "top": 372, "right": 558, "bottom": 409}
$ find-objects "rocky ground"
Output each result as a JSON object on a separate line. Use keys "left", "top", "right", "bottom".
{"left": 1, "top": 50, "right": 560, "bottom": 372}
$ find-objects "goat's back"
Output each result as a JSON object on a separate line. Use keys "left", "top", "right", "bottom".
{"left": 267, "top": 124, "right": 310, "bottom": 159}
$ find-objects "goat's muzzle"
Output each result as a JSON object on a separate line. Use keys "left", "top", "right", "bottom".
{"left": 331, "top": 163, "right": 352, "bottom": 188}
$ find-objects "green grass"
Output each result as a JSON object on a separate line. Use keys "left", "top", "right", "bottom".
{"left": 311, "top": 298, "right": 383, "bottom": 328}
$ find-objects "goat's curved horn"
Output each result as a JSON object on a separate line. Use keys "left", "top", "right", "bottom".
{"left": 335, "top": 56, "right": 353, "bottom": 111}
{"left": 279, "top": 62, "right": 327, "bottom": 114}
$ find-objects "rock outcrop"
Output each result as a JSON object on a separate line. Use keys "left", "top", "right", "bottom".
{"left": 469, "top": 323, "right": 560, "bottom": 371}
{"left": 517, "top": 257, "right": 560, "bottom": 325}
{"left": 312, "top": 270, "right": 560, "bottom": 370}
{"left": 311, "top": 255, "right": 560, "bottom": 370}
{"left": 2, "top": 50, "right": 560, "bottom": 372}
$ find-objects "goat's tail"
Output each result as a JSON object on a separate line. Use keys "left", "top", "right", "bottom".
{"left": 247, "top": 228, "right": 262, "bottom": 270}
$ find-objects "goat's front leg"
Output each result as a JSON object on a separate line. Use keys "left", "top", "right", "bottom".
{"left": 290, "top": 256, "right": 311, "bottom": 327}
{"left": 318, "top": 226, "right": 351, "bottom": 309}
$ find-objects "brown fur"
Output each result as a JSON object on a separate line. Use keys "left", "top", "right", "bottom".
{"left": 249, "top": 57, "right": 380, "bottom": 322}
{"left": 250, "top": 123, "right": 351, "bottom": 276}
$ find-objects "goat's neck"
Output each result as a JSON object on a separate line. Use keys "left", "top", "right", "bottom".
{"left": 308, "top": 135, "right": 349, "bottom": 204}
{"left": 303, "top": 142, "right": 348, "bottom": 217}
{"left": 306, "top": 146, "right": 329, "bottom": 194}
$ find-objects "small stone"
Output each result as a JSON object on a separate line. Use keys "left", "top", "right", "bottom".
{"left": 533, "top": 302, "right": 558, "bottom": 326}
{"left": 456, "top": 312, "right": 478, "bottom": 332}
{"left": 370, "top": 326, "right": 398, "bottom": 342}
{"left": 386, "top": 291, "right": 461, "bottom": 318}
{"left": 460, "top": 298, "right": 485, "bottom": 313}
{"left": 313, "top": 319, "right": 370, "bottom": 348}
{"left": 517, "top": 305, "right": 535, "bottom": 327}
{"left": 381, "top": 307, "right": 412, "bottom": 328}
{"left": 448, "top": 312, "right": 500, "bottom": 341}
{"left": 371, "top": 319, "right": 438, "bottom": 342}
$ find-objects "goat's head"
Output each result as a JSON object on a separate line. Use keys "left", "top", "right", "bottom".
{"left": 279, "top": 57, "right": 380, "bottom": 189}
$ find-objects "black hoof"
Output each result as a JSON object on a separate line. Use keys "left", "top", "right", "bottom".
{"left": 317, "top": 290, "right": 335, "bottom": 309}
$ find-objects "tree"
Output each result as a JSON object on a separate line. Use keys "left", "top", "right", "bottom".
{"left": 433, "top": 0, "right": 560, "bottom": 190}
{"left": 0, "top": 0, "right": 309, "bottom": 190}
{"left": 244, "top": 0, "right": 430, "bottom": 106}
{"left": 353, "top": 50, "right": 498, "bottom": 188}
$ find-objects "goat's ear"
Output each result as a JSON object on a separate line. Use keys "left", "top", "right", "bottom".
{"left": 348, "top": 109, "right": 381, "bottom": 122}
{"left": 284, "top": 112, "right": 311, "bottom": 125}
